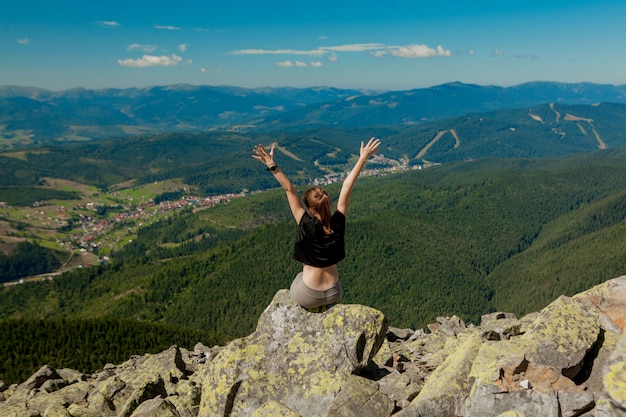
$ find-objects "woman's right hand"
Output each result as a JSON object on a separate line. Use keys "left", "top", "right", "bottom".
{"left": 252, "top": 144, "right": 276, "bottom": 168}
{"left": 360, "top": 137, "right": 381, "bottom": 160}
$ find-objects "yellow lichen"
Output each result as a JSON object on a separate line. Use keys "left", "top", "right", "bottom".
{"left": 605, "top": 361, "right": 626, "bottom": 401}
{"left": 287, "top": 333, "right": 305, "bottom": 354}
{"left": 305, "top": 371, "right": 341, "bottom": 398}
{"left": 417, "top": 331, "right": 483, "bottom": 401}
{"left": 520, "top": 296, "right": 599, "bottom": 354}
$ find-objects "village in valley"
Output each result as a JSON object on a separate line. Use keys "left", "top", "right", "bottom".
{"left": 7, "top": 191, "right": 246, "bottom": 258}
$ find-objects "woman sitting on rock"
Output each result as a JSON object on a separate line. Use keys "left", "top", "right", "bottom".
{"left": 252, "top": 137, "right": 381, "bottom": 311}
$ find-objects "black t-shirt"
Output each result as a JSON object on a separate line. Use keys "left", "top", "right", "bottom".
{"left": 292, "top": 211, "right": 346, "bottom": 267}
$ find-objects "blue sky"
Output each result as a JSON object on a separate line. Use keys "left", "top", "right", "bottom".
{"left": 2, "top": 0, "right": 626, "bottom": 91}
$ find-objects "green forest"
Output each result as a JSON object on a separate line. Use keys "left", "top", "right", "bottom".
{"left": 0, "top": 241, "right": 65, "bottom": 284}
{"left": 2, "top": 148, "right": 626, "bottom": 384}
{"left": 0, "top": 186, "right": 79, "bottom": 206}
{"left": 0, "top": 318, "right": 220, "bottom": 385}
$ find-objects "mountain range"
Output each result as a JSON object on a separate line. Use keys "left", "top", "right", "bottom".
{"left": 2, "top": 81, "right": 626, "bottom": 149}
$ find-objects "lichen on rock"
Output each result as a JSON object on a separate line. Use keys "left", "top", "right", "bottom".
{"left": 198, "top": 289, "right": 388, "bottom": 417}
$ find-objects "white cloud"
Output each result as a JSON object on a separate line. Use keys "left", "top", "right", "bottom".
{"left": 178, "top": 44, "right": 187, "bottom": 53}
{"left": 200, "top": 67, "right": 207, "bottom": 73}
{"left": 389, "top": 44, "right": 452, "bottom": 58}
{"left": 494, "top": 49, "right": 505, "bottom": 56}
{"left": 469, "top": 50, "right": 475, "bottom": 55}
{"left": 17, "top": 37, "right": 30, "bottom": 45}
{"left": 236, "top": 43, "right": 386, "bottom": 56}
{"left": 234, "top": 42, "right": 452, "bottom": 61}
{"left": 275, "top": 60, "right": 322, "bottom": 68}
{"left": 320, "top": 43, "right": 385, "bottom": 52}
{"left": 154, "top": 24, "right": 180, "bottom": 31}
{"left": 118, "top": 54, "right": 183, "bottom": 67}
{"left": 102, "top": 21, "right": 120, "bottom": 27}
{"left": 127, "top": 43, "right": 158, "bottom": 53}
{"left": 235, "top": 48, "right": 325, "bottom": 56}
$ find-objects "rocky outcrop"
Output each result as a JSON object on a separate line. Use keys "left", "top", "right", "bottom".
{"left": 1, "top": 276, "right": 626, "bottom": 417}
{"left": 198, "top": 289, "right": 388, "bottom": 417}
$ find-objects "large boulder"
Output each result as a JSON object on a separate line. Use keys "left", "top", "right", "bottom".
{"left": 466, "top": 295, "right": 601, "bottom": 417}
{"left": 198, "top": 289, "right": 388, "bottom": 417}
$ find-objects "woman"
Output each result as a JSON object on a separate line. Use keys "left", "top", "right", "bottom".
{"left": 252, "top": 137, "right": 381, "bottom": 311}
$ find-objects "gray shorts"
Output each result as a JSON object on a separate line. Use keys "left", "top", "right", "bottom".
{"left": 289, "top": 272, "right": 343, "bottom": 309}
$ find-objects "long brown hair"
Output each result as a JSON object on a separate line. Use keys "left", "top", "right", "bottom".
{"left": 303, "top": 187, "right": 332, "bottom": 234}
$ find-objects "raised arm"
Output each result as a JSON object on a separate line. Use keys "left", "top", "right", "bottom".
{"left": 336, "top": 137, "right": 381, "bottom": 216}
{"left": 252, "top": 144, "right": 305, "bottom": 223}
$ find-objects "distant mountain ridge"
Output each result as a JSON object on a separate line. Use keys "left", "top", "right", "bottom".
{"left": 1, "top": 81, "right": 626, "bottom": 148}
{"left": 2, "top": 101, "right": 626, "bottom": 191}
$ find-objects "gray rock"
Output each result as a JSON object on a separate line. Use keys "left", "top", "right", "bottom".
{"left": 56, "top": 368, "right": 87, "bottom": 383}
{"left": 41, "top": 378, "right": 69, "bottom": 393}
{"left": 198, "top": 289, "right": 388, "bottom": 417}
{"left": 388, "top": 327, "right": 415, "bottom": 341}
{"left": 250, "top": 400, "right": 301, "bottom": 416}
{"left": 377, "top": 370, "right": 421, "bottom": 404}
{"left": 117, "top": 377, "right": 167, "bottom": 417}
{"left": 429, "top": 315, "right": 466, "bottom": 337}
{"left": 468, "top": 385, "right": 559, "bottom": 417}
{"left": 558, "top": 389, "right": 595, "bottom": 417}
{"left": 480, "top": 312, "right": 521, "bottom": 340}
{"left": 326, "top": 374, "right": 394, "bottom": 417}
{"left": 128, "top": 396, "right": 179, "bottom": 417}
{"left": 18, "top": 364, "right": 62, "bottom": 391}
{"left": 43, "top": 402, "right": 73, "bottom": 417}
{"left": 398, "top": 330, "right": 483, "bottom": 417}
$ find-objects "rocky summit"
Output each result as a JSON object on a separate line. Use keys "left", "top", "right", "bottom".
{"left": 1, "top": 277, "right": 626, "bottom": 417}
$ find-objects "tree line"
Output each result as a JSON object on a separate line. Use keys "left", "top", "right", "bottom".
{"left": 0, "top": 318, "right": 223, "bottom": 385}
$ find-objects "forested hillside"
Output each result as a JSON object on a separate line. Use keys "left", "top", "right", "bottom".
{"left": 2, "top": 149, "right": 626, "bottom": 378}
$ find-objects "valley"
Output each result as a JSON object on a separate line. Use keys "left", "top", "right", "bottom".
{"left": 0, "top": 161, "right": 408, "bottom": 285}
{"left": 0, "top": 178, "right": 245, "bottom": 283}
{"left": 2, "top": 81, "right": 626, "bottom": 385}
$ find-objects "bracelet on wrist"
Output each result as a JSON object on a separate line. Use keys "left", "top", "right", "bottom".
{"left": 266, "top": 165, "right": 278, "bottom": 172}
